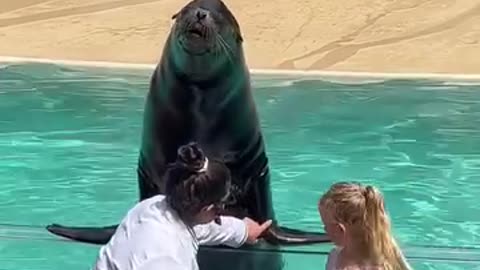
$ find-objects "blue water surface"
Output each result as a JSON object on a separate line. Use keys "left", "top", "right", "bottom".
{"left": 1, "top": 62, "right": 480, "bottom": 270}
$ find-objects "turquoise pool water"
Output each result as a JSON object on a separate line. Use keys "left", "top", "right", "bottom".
{"left": 1, "top": 62, "right": 480, "bottom": 270}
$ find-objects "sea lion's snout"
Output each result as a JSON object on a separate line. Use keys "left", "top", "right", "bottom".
{"left": 176, "top": 7, "right": 215, "bottom": 55}
{"left": 186, "top": 8, "right": 213, "bottom": 37}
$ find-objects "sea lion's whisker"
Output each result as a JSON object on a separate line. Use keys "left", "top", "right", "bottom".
{"left": 213, "top": 33, "right": 221, "bottom": 61}
{"left": 214, "top": 35, "right": 222, "bottom": 62}
{"left": 217, "top": 35, "right": 234, "bottom": 63}
{"left": 206, "top": 26, "right": 212, "bottom": 41}
{"left": 218, "top": 35, "right": 233, "bottom": 55}
{"left": 214, "top": 35, "right": 229, "bottom": 63}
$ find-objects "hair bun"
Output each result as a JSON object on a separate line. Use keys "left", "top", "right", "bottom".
{"left": 176, "top": 142, "right": 206, "bottom": 172}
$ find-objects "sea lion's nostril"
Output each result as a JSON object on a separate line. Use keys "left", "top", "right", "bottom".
{"left": 195, "top": 9, "right": 208, "bottom": 21}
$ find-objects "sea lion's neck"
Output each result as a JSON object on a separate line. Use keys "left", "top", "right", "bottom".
{"left": 176, "top": 65, "right": 235, "bottom": 89}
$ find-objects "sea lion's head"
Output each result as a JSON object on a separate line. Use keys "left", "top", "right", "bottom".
{"left": 168, "top": 0, "right": 244, "bottom": 79}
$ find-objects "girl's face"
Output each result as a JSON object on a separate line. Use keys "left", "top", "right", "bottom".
{"left": 319, "top": 205, "right": 347, "bottom": 247}
{"left": 194, "top": 204, "right": 221, "bottom": 224}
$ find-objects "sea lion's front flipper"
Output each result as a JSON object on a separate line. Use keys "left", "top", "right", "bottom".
{"left": 46, "top": 224, "right": 118, "bottom": 245}
{"left": 264, "top": 224, "right": 331, "bottom": 245}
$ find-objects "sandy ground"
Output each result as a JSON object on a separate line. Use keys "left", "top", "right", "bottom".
{"left": 0, "top": 0, "right": 479, "bottom": 74}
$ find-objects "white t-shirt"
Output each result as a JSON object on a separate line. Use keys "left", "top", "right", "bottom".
{"left": 93, "top": 194, "right": 248, "bottom": 270}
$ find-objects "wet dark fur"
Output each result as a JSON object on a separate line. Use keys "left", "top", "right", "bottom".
{"left": 46, "top": 0, "right": 329, "bottom": 269}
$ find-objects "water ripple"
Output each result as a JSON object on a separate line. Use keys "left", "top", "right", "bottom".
{"left": 2, "top": 63, "right": 480, "bottom": 270}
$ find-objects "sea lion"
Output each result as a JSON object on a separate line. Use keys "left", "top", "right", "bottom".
{"left": 45, "top": 0, "right": 329, "bottom": 262}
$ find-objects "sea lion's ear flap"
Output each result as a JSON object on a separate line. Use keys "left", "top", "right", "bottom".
{"left": 232, "top": 20, "right": 243, "bottom": 43}
{"left": 172, "top": 7, "right": 183, "bottom": 20}
{"left": 172, "top": 4, "right": 187, "bottom": 20}
{"left": 235, "top": 31, "right": 243, "bottom": 43}
{"left": 224, "top": 7, "right": 243, "bottom": 43}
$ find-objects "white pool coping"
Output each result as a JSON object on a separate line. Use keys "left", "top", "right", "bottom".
{"left": 2, "top": 55, "right": 480, "bottom": 82}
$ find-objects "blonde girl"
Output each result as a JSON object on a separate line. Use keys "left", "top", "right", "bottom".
{"left": 318, "top": 182, "right": 412, "bottom": 270}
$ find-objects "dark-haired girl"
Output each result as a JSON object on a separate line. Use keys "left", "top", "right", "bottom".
{"left": 93, "top": 142, "right": 272, "bottom": 270}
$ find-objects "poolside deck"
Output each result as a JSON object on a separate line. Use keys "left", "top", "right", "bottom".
{"left": 0, "top": 0, "right": 479, "bottom": 74}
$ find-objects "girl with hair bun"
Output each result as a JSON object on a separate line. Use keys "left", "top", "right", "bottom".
{"left": 93, "top": 142, "right": 272, "bottom": 270}
{"left": 318, "top": 182, "right": 412, "bottom": 270}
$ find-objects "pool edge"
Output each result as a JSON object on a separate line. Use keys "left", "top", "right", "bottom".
{"left": 2, "top": 55, "right": 480, "bottom": 82}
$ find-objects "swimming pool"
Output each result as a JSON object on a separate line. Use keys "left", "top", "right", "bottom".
{"left": 1, "top": 61, "right": 480, "bottom": 270}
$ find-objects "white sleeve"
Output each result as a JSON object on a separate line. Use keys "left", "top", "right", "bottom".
{"left": 193, "top": 216, "right": 248, "bottom": 248}
{"left": 138, "top": 255, "right": 189, "bottom": 270}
